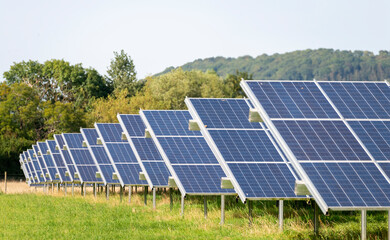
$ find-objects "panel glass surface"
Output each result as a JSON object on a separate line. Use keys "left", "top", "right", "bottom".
{"left": 246, "top": 81, "right": 339, "bottom": 119}
{"left": 320, "top": 82, "right": 390, "bottom": 119}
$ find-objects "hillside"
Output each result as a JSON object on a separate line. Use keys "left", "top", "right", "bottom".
{"left": 158, "top": 49, "right": 390, "bottom": 81}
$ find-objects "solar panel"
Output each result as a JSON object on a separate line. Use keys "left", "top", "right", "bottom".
{"left": 20, "top": 153, "right": 31, "bottom": 184}
{"left": 23, "top": 151, "right": 35, "bottom": 183}
{"left": 37, "top": 142, "right": 60, "bottom": 182}
{"left": 140, "top": 110, "right": 234, "bottom": 195}
{"left": 62, "top": 133, "right": 101, "bottom": 183}
{"left": 186, "top": 98, "right": 305, "bottom": 201}
{"left": 95, "top": 123, "right": 147, "bottom": 186}
{"left": 54, "top": 134, "right": 76, "bottom": 182}
{"left": 118, "top": 114, "right": 171, "bottom": 187}
{"left": 33, "top": 145, "right": 49, "bottom": 182}
{"left": 81, "top": 128, "right": 120, "bottom": 185}
{"left": 319, "top": 82, "right": 390, "bottom": 119}
{"left": 242, "top": 80, "right": 390, "bottom": 213}
{"left": 28, "top": 148, "right": 45, "bottom": 183}
{"left": 47, "top": 140, "right": 71, "bottom": 182}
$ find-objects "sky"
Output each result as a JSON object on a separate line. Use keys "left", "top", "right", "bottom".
{"left": 0, "top": 0, "right": 389, "bottom": 79}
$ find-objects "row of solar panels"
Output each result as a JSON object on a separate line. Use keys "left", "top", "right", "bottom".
{"left": 19, "top": 80, "right": 390, "bottom": 215}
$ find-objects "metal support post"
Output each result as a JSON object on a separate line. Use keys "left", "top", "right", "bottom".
{"left": 361, "top": 210, "right": 367, "bottom": 240}
{"left": 52, "top": 183, "right": 54, "bottom": 194}
{"left": 153, "top": 187, "right": 156, "bottom": 210}
{"left": 64, "top": 183, "right": 67, "bottom": 196}
{"left": 81, "top": 183, "right": 84, "bottom": 196}
{"left": 314, "top": 202, "right": 319, "bottom": 236}
{"left": 248, "top": 200, "right": 253, "bottom": 225}
{"left": 72, "top": 182, "right": 74, "bottom": 196}
{"left": 170, "top": 188, "right": 173, "bottom": 211}
{"left": 135, "top": 186, "right": 138, "bottom": 193}
{"left": 181, "top": 194, "right": 185, "bottom": 217}
{"left": 144, "top": 186, "right": 148, "bottom": 206}
{"left": 106, "top": 184, "right": 109, "bottom": 200}
{"left": 279, "top": 200, "right": 284, "bottom": 231}
{"left": 120, "top": 185, "right": 123, "bottom": 203}
{"left": 83, "top": 183, "right": 86, "bottom": 197}
{"left": 93, "top": 183, "right": 96, "bottom": 198}
{"left": 204, "top": 196, "right": 207, "bottom": 219}
{"left": 128, "top": 186, "right": 131, "bottom": 203}
{"left": 57, "top": 183, "right": 59, "bottom": 193}
{"left": 220, "top": 195, "right": 225, "bottom": 225}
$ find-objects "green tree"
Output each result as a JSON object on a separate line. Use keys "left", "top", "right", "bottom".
{"left": 224, "top": 70, "right": 253, "bottom": 98}
{"left": 107, "top": 50, "right": 139, "bottom": 96}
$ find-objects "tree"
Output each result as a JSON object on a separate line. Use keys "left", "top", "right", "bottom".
{"left": 224, "top": 70, "right": 253, "bottom": 98}
{"left": 107, "top": 50, "right": 139, "bottom": 96}
{"left": 3, "top": 59, "right": 113, "bottom": 108}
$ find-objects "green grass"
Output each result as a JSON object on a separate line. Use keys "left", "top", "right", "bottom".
{"left": 0, "top": 190, "right": 388, "bottom": 239}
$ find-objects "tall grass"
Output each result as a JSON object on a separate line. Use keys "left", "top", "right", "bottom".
{"left": 0, "top": 184, "right": 388, "bottom": 239}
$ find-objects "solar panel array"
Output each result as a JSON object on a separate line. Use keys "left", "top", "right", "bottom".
{"left": 186, "top": 98, "right": 305, "bottom": 201}
{"left": 242, "top": 80, "right": 390, "bottom": 212}
{"left": 95, "top": 123, "right": 147, "bottom": 186}
{"left": 47, "top": 140, "right": 71, "bottom": 182}
{"left": 81, "top": 128, "right": 120, "bottom": 185}
{"left": 24, "top": 151, "right": 35, "bottom": 183}
{"left": 62, "top": 133, "right": 101, "bottom": 183}
{"left": 141, "top": 110, "right": 234, "bottom": 195}
{"left": 54, "top": 134, "right": 76, "bottom": 182}
{"left": 118, "top": 114, "right": 171, "bottom": 188}
{"left": 33, "top": 145, "right": 48, "bottom": 182}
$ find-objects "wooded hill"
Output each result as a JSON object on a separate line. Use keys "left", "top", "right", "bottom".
{"left": 159, "top": 49, "right": 390, "bottom": 81}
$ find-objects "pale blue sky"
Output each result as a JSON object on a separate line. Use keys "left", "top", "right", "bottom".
{"left": 0, "top": 0, "right": 389, "bottom": 79}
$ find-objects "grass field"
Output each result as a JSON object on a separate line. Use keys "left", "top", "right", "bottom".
{"left": 0, "top": 182, "right": 388, "bottom": 239}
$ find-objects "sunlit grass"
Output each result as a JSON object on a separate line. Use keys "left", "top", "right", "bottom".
{"left": 0, "top": 182, "right": 388, "bottom": 239}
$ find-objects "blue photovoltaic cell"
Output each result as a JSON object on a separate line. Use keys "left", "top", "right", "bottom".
{"left": 172, "top": 165, "right": 232, "bottom": 194}
{"left": 320, "top": 82, "right": 390, "bottom": 119}
{"left": 23, "top": 152, "right": 34, "bottom": 182}
{"left": 33, "top": 145, "right": 49, "bottom": 179}
{"left": 55, "top": 134, "right": 76, "bottom": 181}
{"left": 43, "top": 155, "right": 59, "bottom": 181}
{"left": 90, "top": 146, "right": 112, "bottom": 164}
{"left": 119, "top": 114, "right": 145, "bottom": 137}
{"left": 187, "top": 97, "right": 303, "bottom": 200}
{"left": 81, "top": 128, "right": 119, "bottom": 184}
{"left": 28, "top": 149, "right": 45, "bottom": 182}
{"left": 142, "top": 110, "right": 201, "bottom": 136}
{"left": 190, "top": 98, "right": 262, "bottom": 129}
{"left": 158, "top": 137, "right": 219, "bottom": 164}
{"left": 302, "top": 162, "right": 390, "bottom": 207}
{"left": 63, "top": 133, "right": 84, "bottom": 148}
{"left": 63, "top": 133, "right": 100, "bottom": 183}
{"left": 96, "top": 124, "right": 127, "bottom": 143}
{"left": 115, "top": 163, "right": 144, "bottom": 185}
{"left": 37, "top": 142, "right": 49, "bottom": 155}
{"left": 228, "top": 163, "right": 300, "bottom": 198}
{"left": 142, "top": 162, "right": 171, "bottom": 186}
{"left": 379, "top": 163, "right": 390, "bottom": 180}
{"left": 105, "top": 143, "right": 138, "bottom": 163}
{"left": 131, "top": 138, "right": 163, "bottom": 161}
{"left": 246, "top": 81, "right": 339, "bottom": 119}
{"left": 142, "top": 110, "right": 234, "bottom": 194}
{"left": 118, "top": 114, "right": 170, "bottom": 187}
{"left": 47, "top": 140, "right": 71, "bottom": 182}
{"left": 273, "top": 120, "right": 370, "bottom": 161}
{"left": 349, "top": 121, "right": 390, "bottom": 161}
{"left": 208, "top": 130, "right": 284, "bottom": 162}
{"left": 95, "top": 123, "right": 146, "bottom": 186}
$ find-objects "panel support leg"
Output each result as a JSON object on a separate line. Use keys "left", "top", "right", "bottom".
{"left": 94, "top": 183, "right": 97, "bottom": 198}
{"left": 83, "top": 183, "right": 86, "bottom": 197}
{"left": 248, "top": 200, "right": 253, "bottom": 225}
{"left": 135, "top": 186, "right": 138, "bottom": 193}
{"left": 72, "top": 182, "right": 74, "bottom": 196}
{"left": 144, "top": 186, "right": 148, "bottom": 206}
{"left": 314, "top": 202, "right": 319, "bottom": 236}
{"left": 57, "top": 183, "right": 59, "bottom": 193}
{"left": 361, "top": 210, "right": 367, "bottom": 240}
{"left": 81, "top": 183, "right": 83, "bottom": 196}
{"left": 220, "top": 195, "right": 225, "bottom": 225}
{"left": 279, "top": 200, "right": 284, "bottom": 231}
{"left": 52, "top": 183, "right": 54, "bottom": 194}
{"left": 170, "top": 188, "right": 173, "bottom": 211}
{"left": 128, "top": 186, "right": 131, "bottom": 203}
{"left": 181, "top": 194, "right": 185, "bottom": 217}
{"left": 106, "top": 184, "right": 109, "bottom": 200}
{"left": 64, "top": 183, "right": 67, "bottom": 196}
{"left": 204, "top": 196, "right": 207, "bottom": 219}
{"left": 153, "top": 187, "right": 156, "bottom": 210}
{"left": 120, "top": 185, "right": 123, "bottom": 203}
